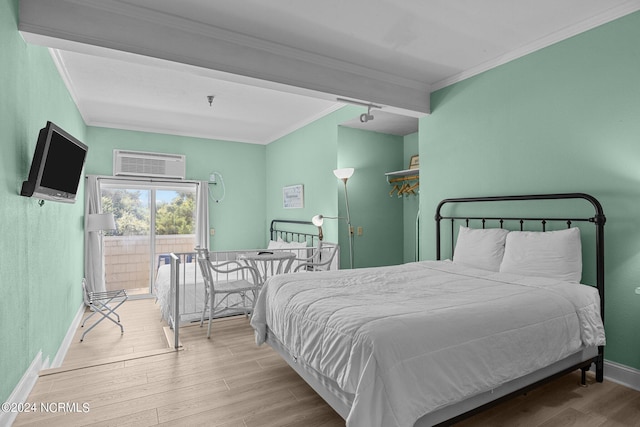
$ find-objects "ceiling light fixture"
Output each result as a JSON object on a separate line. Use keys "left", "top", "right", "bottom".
{"left": 206, "top": 95, "right": 215, "bottom": 106}
{"left": 360, "top": 106, "right": 374, "bottom": 123}
{"left": 336, "top": 97, "right": 381, "bottom": 123}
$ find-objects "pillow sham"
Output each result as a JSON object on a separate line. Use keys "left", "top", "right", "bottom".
{"left": 277, "top": 238, "right": 308, "bottom": 249}
{"left": 267, "top": 240, "right": 283, "bottom": 250}
{"left": 499, "top": 227, "right": 582, "bottom": 282}
{"left": 452, "top": 226, "right": 509, "bottom": 272}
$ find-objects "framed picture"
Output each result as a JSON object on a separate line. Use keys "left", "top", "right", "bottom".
{"left": 283, "top": 184, "right": 304, "bottom": 209}
{"left": 409, "top": 155, "right": 419, "bottom": 170}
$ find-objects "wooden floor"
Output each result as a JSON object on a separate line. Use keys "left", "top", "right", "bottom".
{"left": 14, "top": 299, "right": 640, "bottom": 426}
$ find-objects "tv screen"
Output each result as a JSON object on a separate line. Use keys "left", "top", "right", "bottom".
{"left": 21, "top": 121, "right": 88, "bottom": 203}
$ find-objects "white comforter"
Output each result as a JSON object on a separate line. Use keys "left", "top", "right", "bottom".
{"left": 155, "top": 263, "right": 205, "bottom": 322}
{"left": 250, "top": 260, "right": 605, "bottom": 427}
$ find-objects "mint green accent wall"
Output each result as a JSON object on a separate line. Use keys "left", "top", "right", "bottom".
{"left": 1, "top": 0, "right": 87, "bottom": 402}
{"left": 337, "top": 127, "right": 404, "bottom": 268}
{"left": 266, "top": 106, "right": 406, "bottom": 268}
{"left": 265, "top": 107, "right": 360, "bottom": 251}
{"left": 85, "top": 127, "right": 266, "bottom": 250}
{"left": 420, "top": 11, "right": 640, "bottom": 369}
{"left": 403, "top": 133, "right": 419, "bottom": 263}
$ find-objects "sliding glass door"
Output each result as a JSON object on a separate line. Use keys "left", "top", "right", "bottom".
{"left": 99, "top": 179, "right": 198, "bottom": 296}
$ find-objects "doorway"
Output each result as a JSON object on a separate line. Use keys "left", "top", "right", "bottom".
{"left": 99, "top": 179, "right": 198, "bottom": 296}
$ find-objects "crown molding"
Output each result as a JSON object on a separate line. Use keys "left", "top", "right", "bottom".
{"left": 431, "top": 1, "right": 640, "bottom": 91}
{"left": 48, "top": 47, "right": 91, "bottom": 125}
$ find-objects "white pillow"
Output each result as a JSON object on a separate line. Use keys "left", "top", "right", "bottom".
{"left": 279, "top": 240, "right": 308, "bottom": 253}
{"left": 267, "top": 240, "right": 284, "bottom": 250}
{"left": 275, "top": 239, "right": 307, "bottom": 248}
{"left": 499, "top": 228, "right": 582, "bottom": 282}
{"left": 453, "top": 226, "right": 509, "bottom": 271}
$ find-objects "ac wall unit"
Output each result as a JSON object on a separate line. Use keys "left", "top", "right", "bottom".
{"left": 113, "top": 150, "right": 186, "bottom": 179}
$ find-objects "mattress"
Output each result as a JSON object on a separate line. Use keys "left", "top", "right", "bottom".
{"left": 250, "top": 260, "right": 605, "bottom": 427}
{"left": 155, "top": 262, "right": 205, "bottom": 322}
{"left": 155, "top": 261, "right": 246, "bottom": 323}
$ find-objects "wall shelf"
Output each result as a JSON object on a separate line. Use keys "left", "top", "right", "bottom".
{"left": 385, "top": 168, "right": 419, "bottom": 179}
{"left": 385, "top": 169, "right": 419, "bottom": 197}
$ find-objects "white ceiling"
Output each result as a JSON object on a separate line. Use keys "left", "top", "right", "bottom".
{"left": 19, "top": 0, "right": 640, "bottom": 144}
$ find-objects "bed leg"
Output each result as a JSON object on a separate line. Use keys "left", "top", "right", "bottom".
{"left": 595, "top": 359, "right": 604, "bottom": 383}
{"left": 595, "top": 346, "right": 604, "bottom": 383}
{"left": 580, "top": 367, "right": 588, "bottom": 387}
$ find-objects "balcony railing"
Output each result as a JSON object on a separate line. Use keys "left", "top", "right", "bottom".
{"left": 104, "top": 234, "right": 195, "bottom": 293}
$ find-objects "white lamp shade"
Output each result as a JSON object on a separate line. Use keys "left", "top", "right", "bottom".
{"left": 87, "top": 213, "right": 117, "bottom": 232}
{"left": 312, "top": 214, "right": 324, "bottom": 226}
{"left": 333, "top": 168, "right": 354, "bottom": 180}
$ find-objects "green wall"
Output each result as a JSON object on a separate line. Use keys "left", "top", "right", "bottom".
{"left": 420, "top": 11, "right": 640, "bottom": 370}
{"left": 0, "top": 0, "right": 87, "bottom": 403}
{"left": 403, "top": 132, "right": 420, "bottom": 263}
{"left": 265, "top": 107, "right": 357, "bottom": 251}
{"left": 85, "top": 127, "right": 266, "bottom": 250}
{"left": 337, "top": 126, "right": 404, "bottom": 268}
{"left": 266, "top": 106, "right": 406, "bottom": 268}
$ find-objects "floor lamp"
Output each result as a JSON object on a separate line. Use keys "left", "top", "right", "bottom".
{"left": 86, "top": 213, "right": 117, "bottom": 235}
{"left": 334, "top": 168, "right": 354, "bottom": 269}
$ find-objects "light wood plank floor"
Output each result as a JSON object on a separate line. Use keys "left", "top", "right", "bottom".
{"left": 14, "top": 299, "right": 640, "bottom": 426}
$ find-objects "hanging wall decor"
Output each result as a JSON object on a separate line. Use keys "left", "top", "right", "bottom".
{"left": 283, "top": 184, "right": 304, "bottom": 209}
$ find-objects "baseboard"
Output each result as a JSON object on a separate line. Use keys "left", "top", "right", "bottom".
{"left": 604, "top": 359, "right": 640, "bottom": 391}
{"left": 1, "top": 303, "right": 85, "bottom": 426}
{"left": 50, "top": 303, "right": 86, "bottom": 369}
{"left": 0, "top": 351, "right": 44, "bottom": 427}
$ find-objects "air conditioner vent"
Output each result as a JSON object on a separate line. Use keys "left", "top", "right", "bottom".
{"left": 113, "top": 150, "right": 186, "bottom": 179}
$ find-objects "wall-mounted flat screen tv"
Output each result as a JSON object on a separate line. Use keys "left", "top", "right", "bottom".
{"left": 21, "top": 121, "right": 88, "bottom": 204}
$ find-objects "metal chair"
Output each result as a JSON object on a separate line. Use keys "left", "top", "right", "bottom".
{"left": 80, "top": 279, "right": 128, "bottom": 342}
{"left": 293, "top": 242, "right": 339, "bottom": 272}
{"left": 195, "top": 247, "right": 260, "bottom": 339}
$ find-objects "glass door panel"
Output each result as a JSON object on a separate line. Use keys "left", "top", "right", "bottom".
{"left": 101, "top": 187, "right": 152, "bottom": 296}
{"left": 154, "top": 188, "right": 197, "bottom": 275}
{"left": 100, "top": 180, "right": 197, "bottom": 296}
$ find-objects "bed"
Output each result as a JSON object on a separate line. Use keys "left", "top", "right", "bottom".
{"left": 154, "top": 219, "right": 339, "bottom": 341}
{"left": 250, "top": 193, "right": 606, "bottom": 427}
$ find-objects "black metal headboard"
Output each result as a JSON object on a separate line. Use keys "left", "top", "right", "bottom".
{"left": 270, "top": 219, "right": 320, "bottom": 247}
{"left": 435, "top": 193, "right": 606, "bottom": 381}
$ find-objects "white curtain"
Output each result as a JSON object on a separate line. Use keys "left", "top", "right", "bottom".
{"left": 84, "top": 175, "right": 106, "bottom": 298}
{"left": 195, "top": 180, "right": 210, "bottom": 250}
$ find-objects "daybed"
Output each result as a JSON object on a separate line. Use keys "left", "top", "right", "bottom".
{"left": 154, "top": 219, "right": 339, "bottom": 335}
{"left": 250, "top": 193, "right": 606, "bottom": 427}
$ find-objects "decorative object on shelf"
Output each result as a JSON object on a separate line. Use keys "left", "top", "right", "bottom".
{"left": 409, "top": 154, "right": 419, "bottom": 169}
{"left": 283, "top": 184, "right": 304, "bottom": 209}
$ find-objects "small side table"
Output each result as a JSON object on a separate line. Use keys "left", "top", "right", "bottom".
{"left": 238, "top": 251, "right": 296, "bottom": 285}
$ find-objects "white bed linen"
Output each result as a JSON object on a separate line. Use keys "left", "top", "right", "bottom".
{"left": 251, "top": 260, "right": 605, "bottom": 427}
{"left": 155, "top": 263, "right": 205, "bottom": 322}
{"left": 155, "top": 262, "right": 245, "bottom": 323}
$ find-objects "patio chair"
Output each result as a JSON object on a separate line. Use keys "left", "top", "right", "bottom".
{"left": 194, "top": 247, "right": 260, "bottom": 339}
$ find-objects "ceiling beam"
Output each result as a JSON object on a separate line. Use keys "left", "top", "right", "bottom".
{"left": 19, "top": 0, "right": 430, "bottom": 115}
